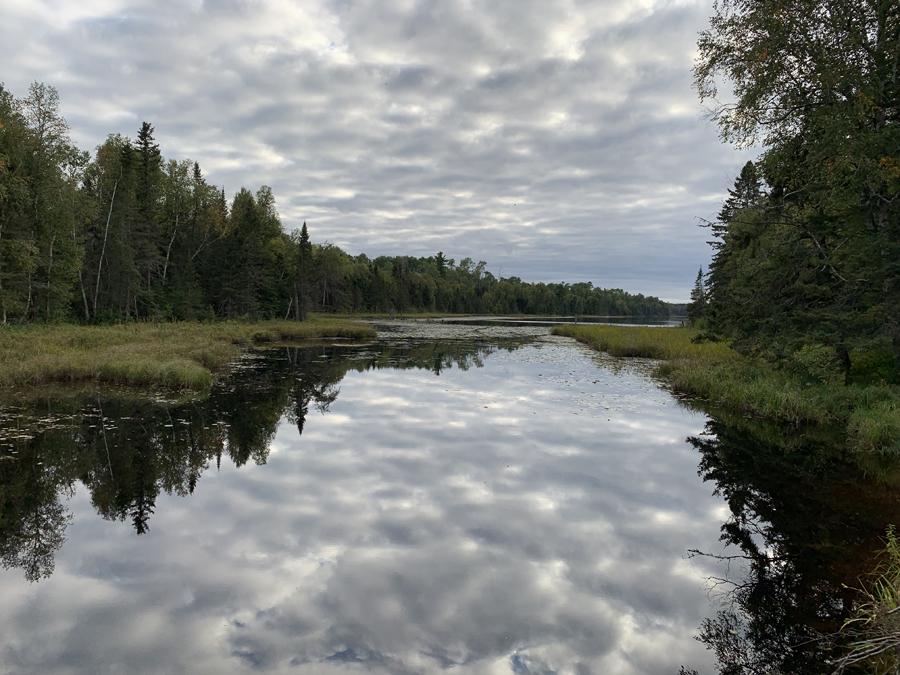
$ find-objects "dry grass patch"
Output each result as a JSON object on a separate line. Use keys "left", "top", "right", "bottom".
{"left": 0, "top": 319, "right": 375, "bottom": 389}
{"left": 553, "top": 324, "right": 734, "bottom": 362}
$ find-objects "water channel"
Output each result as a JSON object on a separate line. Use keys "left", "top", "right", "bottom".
{"left": 1, "top": 322, "right": 896, "bottom": 674}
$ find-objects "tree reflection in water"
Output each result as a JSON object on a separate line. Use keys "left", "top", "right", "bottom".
{"left": 8, "top": 338, "right": 897, "bottom": 673}
{"left": 0, "top": 338, "right": 518, "bottom": 582}
{"left": 681, "top": 408, "right": 900, "bottom": 674}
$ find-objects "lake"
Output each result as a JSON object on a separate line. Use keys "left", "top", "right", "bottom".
{"left": 0, "top": 323, "right": 894, "bottom": 674}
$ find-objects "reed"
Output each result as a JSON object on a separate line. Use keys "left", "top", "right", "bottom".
{"left": 553, "top": 324, "right": 734, "bottom": 362}
{"left": 0, "top": 319, "right": 375, "bottom": 389}
{"left": 832, "top": 527, "right": 900, "bottom": 674}
{"left": 849, "top": 401, "right": 900, "bottom": 456}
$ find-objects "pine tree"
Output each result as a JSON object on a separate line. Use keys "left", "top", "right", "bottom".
{"left": 687, "top": 268, "right": 706, "bottom": 323}
{"left": 133, "top": 122, "right": 163, "bottom": 316}
{"left": 715, "top": 161, "right": 764, "bottom": 240}
{"left": 294, "top": 222, "right": 312, "bottom": 320}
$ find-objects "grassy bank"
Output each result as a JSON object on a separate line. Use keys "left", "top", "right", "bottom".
{"left": 0, "top": 319, "right": 375, "bottom": 390}
{"left": 833, "top": 526, "right": 900, "bottom": 673}
{"left": 553, "top": 324, "right": 900, "bottom": 455}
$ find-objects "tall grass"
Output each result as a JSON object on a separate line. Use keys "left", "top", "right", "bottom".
{"left": 832, "top": 527, "right": 900, "bottom": 674}
{"left": 552, "top": 324, "right": 900, "bottom": 454}
{"left": 849, "top": 401, "right": 900, "bottom": 456}
{"left": 0, "top": 319, "right": 375, "bottom": 389}
{"left": 553, "top": 324, "right": 734, "bottom": 361}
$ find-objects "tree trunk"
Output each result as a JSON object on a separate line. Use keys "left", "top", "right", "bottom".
{"left": 836, "top": 347, "right": 852, "bottom": 378}
{"left": 162, "top": 213, "right": 177, "bottom": 284}
{"left": 46, "top": 235, "right": 55, "bottom": 321}
{"left": 24, "top": 272, "right": 33, "bottom": 323}
{"left": 94, "top": 177, "right": 119, "bottom": 315}
{"left": 72, "top": 228, "right": 90, "bottom": 321}
{"left": 77, "top": 269, "right": 90, "bottom": 322}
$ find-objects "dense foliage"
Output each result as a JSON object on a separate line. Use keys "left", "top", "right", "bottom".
{"left": 0, "top": 83, "right": 670, "bottom": 323}
{"left": 693, "top": 0, "right": 900, "bottom": 382}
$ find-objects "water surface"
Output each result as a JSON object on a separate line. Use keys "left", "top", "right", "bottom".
{"left": 5, "top": 325, "right": 881, "bottom": 674}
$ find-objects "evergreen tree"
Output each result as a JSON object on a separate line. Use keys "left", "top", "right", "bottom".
{"left": 695, "top": 0, "right": 900, "bottom": 374}
{"left": 687, "top": 268, "right": 707, "bottom": 323}
{"left": 82, "top": 134, "right": 140, "bottom": 321}
{"left": 133, "top": 122, "right": 163, "bottom": 316}
{"left": 292, "top": 222, "right": 312, "bottom": 320}
{"left": 702, "top": 165, "right": 770, "bottom": 337}
{"left": 715, "top": 161, "right": 764, "bottom": 238}
{"left": 0, "top": 84, "right": 35, "bottom": 323}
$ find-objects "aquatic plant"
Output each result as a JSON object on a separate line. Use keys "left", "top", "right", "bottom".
{"left": 832, "top": 527, "right": 900, "bottom": 674}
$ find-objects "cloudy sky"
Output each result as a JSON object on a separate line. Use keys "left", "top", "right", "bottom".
{"left": 3, "top": 0, "right": 755, "bottom": 301}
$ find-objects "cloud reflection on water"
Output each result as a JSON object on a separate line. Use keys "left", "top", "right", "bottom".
{"left": 0, "top": 338, "right": 724, "bottom": 675}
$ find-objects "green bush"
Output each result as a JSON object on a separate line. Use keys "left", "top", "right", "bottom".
{"left": 790, "top": 343, "right": 845, "bottom": 387}
{"left": 851, "top": 346, "right": 897, "bottom": 385}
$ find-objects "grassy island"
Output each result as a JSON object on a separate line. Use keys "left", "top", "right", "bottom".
{"left": 0, "top": 319, "right": 375, "bottom": 390}
{"left": 553, "top": 324, "right": 900, "bottom": 456}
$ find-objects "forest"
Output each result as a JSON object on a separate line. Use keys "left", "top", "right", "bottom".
{"left": 687, "top": 0, "right": 900, "bottom": 384}
{"left": 0, "top": 83, "right": 670, "bottom": 324}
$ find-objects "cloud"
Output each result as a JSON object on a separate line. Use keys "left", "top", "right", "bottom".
{"left": 0, "top": 0, "right": 753, "bottom": 300}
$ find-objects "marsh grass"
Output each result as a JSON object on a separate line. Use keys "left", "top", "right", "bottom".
{"left": 832, "top": 527, "right": 900, "bottom": 674}
{"left": 553, "top": 324, "right": 900, "bottom": 454}
{"left": 552, "top": 324, "right": 734, "bottom": 361}
{"left": 0, "top": 319, "right": 375, "bottom": 389}
{"left": 849, "top": 401, "right": 900, "bottom": 456}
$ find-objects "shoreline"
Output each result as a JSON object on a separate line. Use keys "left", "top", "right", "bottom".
{"left": 0, "top": 319, "right": 376, "bottom": 390}
{"left": 552, "top": 324, "right": 900, "bottom": 456}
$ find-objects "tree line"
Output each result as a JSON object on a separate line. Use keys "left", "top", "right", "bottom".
{"left": 0, "top": 82, "right": 671, "bottom": 323}
{"left": 687, "top": 0, "right": 900, "bottom": 382}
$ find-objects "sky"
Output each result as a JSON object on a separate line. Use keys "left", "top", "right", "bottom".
{"left": 2, "top": 0, "right": 756, "bottom": 302}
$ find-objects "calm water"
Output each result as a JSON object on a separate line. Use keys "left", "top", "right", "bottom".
{"left": 1, "top": 326, "right": 896, "bottom": 674}
{"left": 429, "top": 316, "right": 682, "bottom": 327}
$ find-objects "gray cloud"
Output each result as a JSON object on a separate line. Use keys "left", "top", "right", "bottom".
{"left": 1, "top": 0, "right": 756, "bottom": 301}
